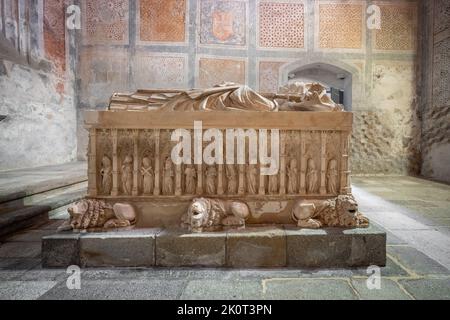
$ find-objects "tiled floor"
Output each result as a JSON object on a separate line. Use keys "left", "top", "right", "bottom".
{"left": 0, "top": 175, "right": 449, "bottom": 300}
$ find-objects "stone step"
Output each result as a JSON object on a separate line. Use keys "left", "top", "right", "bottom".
{"left": 0, "top": 183, "right": 86, "bottom": 239}
{"left": 0, "top": 182, "right": 87, "bottom": 214}
{"left": 0, "top": 161, "right": 87, "bottom": 204}
{"left": 0, "top": 205, "right": 51, "bottom": 239}
{"left": 0, "top": 161, "right": 87, "bottom": 239}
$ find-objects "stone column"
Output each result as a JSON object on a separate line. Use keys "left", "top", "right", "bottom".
{"left": 153, "top": 129, "right": 160, "bottom": 196}
{"left": 238, "top": 164, "right": 245, "bottom": 195}
{"left": 111, "top": 129, "right": 119, "bottom": 196}
{"left": 340, "top": 131, "right": 351, "bottom": 194}
{"left": 87, "top": 128, "right": 97, "bottom": 197}
{"left": 299, "top": 131, "right": 306, "bottom": 194}
{"left": 258, "top": 165, "right": 265, "bottom": 195}
{"left": 196, "top": 165, "right": 203, "bottom": 194}
{"left": 279, "top": 131, "right": 286, "bottom": 195}
{"left": 217, "top": 164, "right": 224, "bottom": 195}
{"left": 175, "top": 164, "right": 182, "bottom": 196}
{"left": 132, "top": 130, "right": 139, "bottom": 196}
{"left": 320, "top": 131, "right": 327, "bottom": 195}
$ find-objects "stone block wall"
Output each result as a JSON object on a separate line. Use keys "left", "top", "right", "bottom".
{"left": 0, "top": 0, "right": 77, "bottom": 170}
{"left": 75, "top": 0, "right": 421, "bottom": 176}
{"left": 420, "top": 0, "right": 450, "bottom": 183}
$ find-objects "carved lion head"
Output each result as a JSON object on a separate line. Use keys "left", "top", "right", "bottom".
{"left": 187, "top": 198, "right": 212, "bottom": 233}
{"left": 335, "top": 195, "right": 360, "bottom": 227}
{"left": 67, "top": 200, "right": 89, "bottom": 229}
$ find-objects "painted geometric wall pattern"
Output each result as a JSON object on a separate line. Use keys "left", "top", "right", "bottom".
{"left": 374, "top": 4, "right": 417, "bottom": 51}
{"left": 434, "top": 0, "right": 450, "bottom": 35}
{"left": 83, "top": 0, "right": 129, "bottom": 44}
{"left": 198, "top": 58, "right": 246, "bottom": 88}
{"left": 433, "top": 38, "right": 450, "bottom": 108}
{"left": 259, "top": 1, "right": 304, "bottom": 48}
{"left": 133, "top": 54, "right": 186, "bottom": 89}
{"left": 199, "top": 0, "right": 246, "bottom": 46}
{"left": 319, "top": 3, "right": 363, "bottom": 49}
{"left": 139, "top": 0, "right": 186, "bottom": 42}
{"left": 79, "top": 48, "right": 129, "bottom": 105}
{"left": 259, "top": 61, "right": 285, "bottom": 93}
{"left": 44, "top": 0, "right": 66, "bottom": 75}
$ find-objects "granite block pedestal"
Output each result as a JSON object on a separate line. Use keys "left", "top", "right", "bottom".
{"left": 42, "top": 225, "right": 386, "bottom": 268}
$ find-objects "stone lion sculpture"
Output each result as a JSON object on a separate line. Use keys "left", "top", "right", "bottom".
{"left": 292, "top": 195, "right": 369, "bottom": 229}
{"left": 181, "top": 198, "right": 250, "bottom": 233}
{"left": 58, "top": 199, "right": 136, "bottom": 232}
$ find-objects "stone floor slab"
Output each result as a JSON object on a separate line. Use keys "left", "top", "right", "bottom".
{"left": 387, "top": 246, "right": 449, "bottom": 275}
{"left": 399, "top": 278, "right": 450, "bottom": 300}
{"left": 0, "top": 281, "right": 57, "bottom": 300}
{"left": 263, "top": 279, "right": 358, "bottom": 300}
{"left": 351, "top": 279, "right": 412, "bottom": 300}
{"left": 181, "top": 279, "right": 263, "bottom": 300}
{"left": 38, "top": 279, "right": 187, "bottom": 300}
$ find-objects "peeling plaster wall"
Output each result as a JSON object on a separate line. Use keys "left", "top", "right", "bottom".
{"left": 75, "top": 0, "right": 422, "bottom": 176}
{"left": 0, "top": 0, "right": 77, "bottom": 171}
{"left": 0, "top": 61, "right": 77, "bottom": 170}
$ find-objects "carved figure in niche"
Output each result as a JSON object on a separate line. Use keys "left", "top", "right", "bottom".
{"left": 206, "top": 166, "right": 217, "bottom": 195}
{"left": 181, "top": 198, "right": 250, "bottom": 233}
{"left": 184, "top": 164, "right": 197, "bottom": 194}
{"left": 58, "top": 200, "right": 136, "bottom": 232}
{"left": 246, "top": 164, "right": 258, "bottom": 195}
{"left": 121, "top": 155, "right": 133, "bottom": 195}
{"left": 141, "top": 157, "right": 154, "bottom": 195}
{"left": 291, "top": 195, "right": 369, "bottom": 229}
{"left": 163, "top": 156, "right": 174, "bottom": 195}
{"left": 327, "top": 158, "right": 338, "bottom": 194}
{"left": 306, "top": 158, "right": 319, "bottom": 194}
{"left": 268, "top": 173, "right": 278, "bottom": 194}
{"left": 287, "top": 158, "right": 298, "bottom": 194}
{"left": 100, "top": 155, "right": 112, "bottom": 195}
{"left": 226, "top": 165, "right": 237, "bottom": 194}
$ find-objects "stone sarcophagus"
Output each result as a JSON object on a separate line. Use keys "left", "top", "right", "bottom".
{"left": 69, "top": 83, "right": 368, "bottom": 232}
{"left": 45, "top": 84, "right": 383, "bottom": 269}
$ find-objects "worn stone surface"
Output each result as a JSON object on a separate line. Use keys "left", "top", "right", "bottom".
{"left": 264, "top": 279, "right": 358, "bottom": 300}
{"left": 0, "top": 241, "right": 41, "bottom": 259}
{"left": 80, "top": 229, "right": 159, "bottom": 267}
{"left": 286, "top": 225, "right": 386, "bottom": 268}
{"left": 181, "top": 279, "right": 262, "bottom": 300}
{"left": 399, "top": 278, "right": 450, "bottom": 300}
{"left": 226, "top": 227, "right": 286, "bottom": 268}
{"left": 0, "top": 281, "right": 58, "bottom": 300}
{"left": 156, "top": 229, "right": 226, "bottom": 267}
{"left": 351, "top": 279, "right": 412, "bottom": 300}
{"left": 41, "top": 233, "right": 80, "bottom": 268}
{"left": 39, "top": 279, "right": 186, "bottom": 300}
{"left": 387, "top": 246, "right": 449, "bottom": 275}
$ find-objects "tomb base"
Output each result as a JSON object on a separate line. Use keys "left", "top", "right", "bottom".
{"left": 42, "top": 224, "right": 386, "bottom": 268}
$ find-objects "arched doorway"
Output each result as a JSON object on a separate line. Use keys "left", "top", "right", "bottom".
{"left": 279, "top": 60, "right": 359, "bottom": 111}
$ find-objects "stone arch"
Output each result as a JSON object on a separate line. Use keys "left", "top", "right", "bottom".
{"left": 279, "top": 59, "right": 362, "bottom": 111}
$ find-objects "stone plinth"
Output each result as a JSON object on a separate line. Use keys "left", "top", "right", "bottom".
{"left": 42, "top": 225, "right": 386, "bottom": 268}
